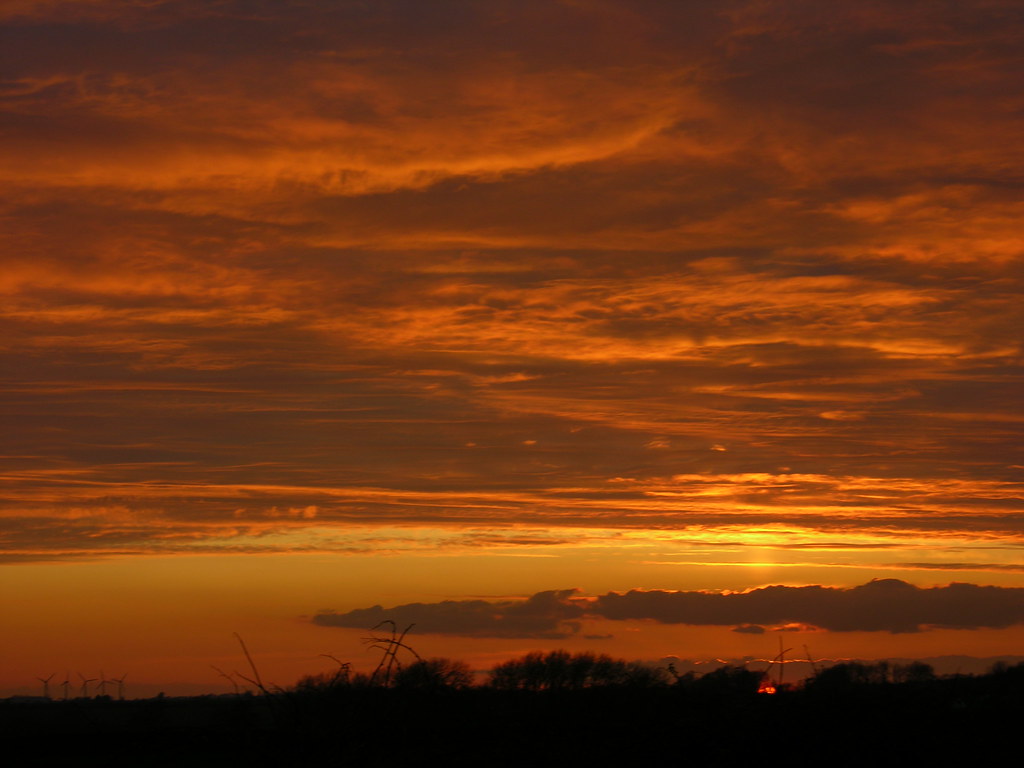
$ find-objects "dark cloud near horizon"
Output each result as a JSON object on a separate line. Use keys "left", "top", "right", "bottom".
{"left": 732, "top": 624, "right": 766, "bottom": 635}
{"left": 313, "top": 589, "right": 585, "bottom": 639}
{"left": 596, "top": 580, "right": 1024, "bottom": 633}
{"left": 315, "top": 580, "right": 1024, "bottom": 637}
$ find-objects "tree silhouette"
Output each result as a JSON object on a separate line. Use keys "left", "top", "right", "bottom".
{"left": 489, "top": 650, "right": 668, "bottom": 690}
{"left": 678, "top": 664, "right": 764, "bottom": 695}
{"left": 892, "top": 661, "right": 935, "bottom": 684}
{"left": 393, "top": 658, "right": 473, "bottom": 690}
{"left": 806, "top": 661, "right": 892, "bottom": 692}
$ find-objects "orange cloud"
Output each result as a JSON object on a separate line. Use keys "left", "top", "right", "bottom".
{"left": 0, "top": 0, "right": 1020, "bottom": 585}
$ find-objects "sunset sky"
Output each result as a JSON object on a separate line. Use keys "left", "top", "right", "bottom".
{"left": 2, "top": 0, "right": 1023, "bottom": 697}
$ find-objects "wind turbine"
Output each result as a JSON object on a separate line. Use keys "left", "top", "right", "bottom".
{"left": 96, "top": 670, "right": 109, "bottom": 698}
{"left": 36, "top": 673, "right": 55, "bottom": 699}
{"left": 77, "top": 672, "right": 96, "bottom": 699}
{"left": 61, "top": 672, "right": 71, "bottom": 701}
{"left": 111, "top": 674, "right": 127, "bottom": 701}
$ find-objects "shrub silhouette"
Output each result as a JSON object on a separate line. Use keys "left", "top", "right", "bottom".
{"left": 294, "top": 671, "right": 340, "bottom": 693}
{"left": 393, "top": 657, "right": 473, "bottom": 690}
{"left": 488, "top": 650, "right": 668, "bottom": 690}
{"left": 892, "top": 661, "right": 935, "bottom": 684}
{"left": 676, "top": 664, "right": 764, "bottom": 695}
{"left": 806, "top": 661, "right": 892, "bottom": 692}
{"left": 294, "top": 668, "right": 376, "bottom": 694}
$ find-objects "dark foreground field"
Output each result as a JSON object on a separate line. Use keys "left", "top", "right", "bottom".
{"left": 4, "top": 668, "right": 1023, "bottom": 768}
